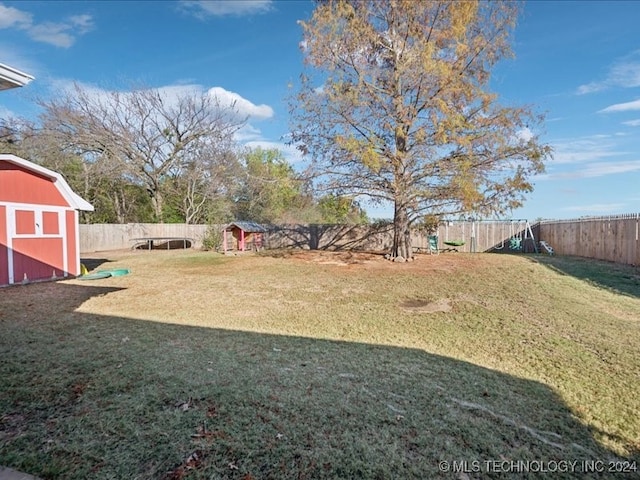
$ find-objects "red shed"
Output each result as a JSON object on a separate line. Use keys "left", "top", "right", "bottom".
{"left": 222, "top": 222, "right": 267, "bottom": 253}
{"left": 0, "top": 154, "right": 94, "bottom": 286}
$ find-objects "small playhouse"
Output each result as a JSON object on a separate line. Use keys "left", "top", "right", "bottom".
{"left": 222, "top": 221, "right": 267, "bottom": 253}
{"left": 0, "top": 154, "right": 94, "bottom": 286}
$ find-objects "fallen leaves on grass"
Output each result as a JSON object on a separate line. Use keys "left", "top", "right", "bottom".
{"left": 206, "top": 404, "right": 218, "bottom": 418}
{"left": 70, "top": 382, "right": 88, "bottom": 400}
{"left": 163, "top": 450, "right": 205, "bottom": 480}
{"left": 190, "top": 422, "right": 226, "bottom": 441}
{"left": 175, "top": 397, "right": 194, "bottom": 412}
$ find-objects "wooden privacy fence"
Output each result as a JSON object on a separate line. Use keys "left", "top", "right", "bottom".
{"left": 80, "top": 221, "right": 537, "bottom": 254}
{"left": 265, "top": 223, "right": 394, "bottom": 251}
{"left": 79, "top": 216, "right": 640, "bottom": 266}
{"left": 411, "top": 220, "right": 538, "bottom": 254}
{"left": 80, "top": 223, "right": 209, "bottom": 252}
{"left": 539, "top": 214, "right": 640, "bottom": 266}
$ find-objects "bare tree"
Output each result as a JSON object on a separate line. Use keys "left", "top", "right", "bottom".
{"left": 168, "top": 144, "right": 242, "bottom": 224}
{"left": 38, "top": 83, "right": 246, "bottom": 222}
{"left": 290, "top": 0, "right": 552, "bottom": 259}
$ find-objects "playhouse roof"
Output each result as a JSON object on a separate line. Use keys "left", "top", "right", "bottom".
{"left": 0, "top": 63, "right": 34, "bottom": 91}
{"left": 0, "top": 154, "right": 94, "bottom": 211}
{"left": 226, "top": 221, "right": 267, "bottom": 233}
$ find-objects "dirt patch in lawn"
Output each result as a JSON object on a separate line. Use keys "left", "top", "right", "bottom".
{"left": 271, "top": 249, "right": 383, "bottom": 265}
{"left": 265, "top": 249, "right": 485, "bottom": 274}
{"left": 399, "top": 297, "right": 452, "bottom": 313}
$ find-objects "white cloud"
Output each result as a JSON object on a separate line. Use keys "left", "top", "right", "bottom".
{"left": 550, "top": 136, "right": 625, "bottom": 164}
{"left": 233, "top": 125, "right": 306, "bottom": 164}
{"left": 0, "top": 105, "right": 16, "bottom": 118}
{"left": 155, "top": 84, "right": 203, "bottom": 100}
{"left": 70, "top": 14, "right": 94, "bottom": 34}
{"left": 552, "top": 149, "right": 620, "bottom": 164}
{"left": 537, "top": 160, "right": 640, "bottom": 180}
{"left": 576, "top": 82, "right": 604, "bottom": 95}
{"left": 48, "top": 81, "right": 278, "bottom": 153}
{"left": 608, "top": 62, "right": 640, "bottom": 88}
{"left": 28, "top": 22, "right": 76, "bottom": 48}
{"left": 244, "top": 140, "right": 305, "bottom": 164}
{"left": 207, "top": 86, "right": 273, "bottom": 120}
{"left": 599, "top": 99, "right": 640, "bottom": 113}
{"left": 49, "top": 81, "right": 274, "bottom": 125}
{"left": 0, "top": 4, "right": 31, "bottom": 28}
{"left": 577, "top": 50, "right": 640, "bottom": 94}
{"left": 562, "top": 203, "right": 627, "bottom": 213}
{"left": 516, "top": 127, "right": 533, "bottom": 143}
{"left": 623, "top": 119, "right": 640, "bottom": 127}
{"left": 0, "top": 2, "right": 93, "bottom": 48}
{"left": 0, "top": 44, "right": 38, "bottom": 76}
{"left": 49, "top": 78, "right": 116, "bottom": 103}
{"left": 579, "top": 161, "right": 640, "bottom": 177}
{"left": 236, "top": 129, "right": 305, "bottom": 164}
{"left": 44, "top": 80, "right": 287, "bottom": 164}
{"left": 234, "top": 124, "right": 265, "bottom": 143}
{"left": 180, "top": 0, "right": 272, "bottom": 17}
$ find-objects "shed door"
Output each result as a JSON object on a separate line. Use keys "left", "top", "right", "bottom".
{"left": 5, "top": 205, "right": 68, "bottom": 284}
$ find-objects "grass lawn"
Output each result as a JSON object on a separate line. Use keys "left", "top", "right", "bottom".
{"left": 1, "top": 249, "right": 639, "bottom": 479}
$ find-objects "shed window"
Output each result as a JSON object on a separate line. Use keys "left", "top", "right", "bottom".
{"left": 15, "top": 210, "right": 35, "bottom": 235}
{"left": 42, "top": 211, "right": 59, "bottom": 234}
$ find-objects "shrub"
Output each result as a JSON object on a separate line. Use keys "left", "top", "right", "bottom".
{"left": 202, "top": 224, "right": 223, "bottom": 251}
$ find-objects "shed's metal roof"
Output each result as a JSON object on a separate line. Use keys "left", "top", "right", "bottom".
{"left": 226, "top": 221, "right": 267, "bottom": 232}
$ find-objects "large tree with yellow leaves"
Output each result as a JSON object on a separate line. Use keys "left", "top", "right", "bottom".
{"left": 289, "top": 0, "right": 551, "bottom": 259}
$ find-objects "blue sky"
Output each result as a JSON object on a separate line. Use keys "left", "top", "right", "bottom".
{"left": 1, "top": 0, "right": 639, "bottom": 221}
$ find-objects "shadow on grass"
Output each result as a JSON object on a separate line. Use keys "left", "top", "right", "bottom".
{"left": 530, "top": 254, "right": 640, "bottom": 299}
{"left": 0, "top": 282, "right": 637, "bottom": 480}
{"left": 267, "top": 223, "right": 393, "bottom": 252}
{"left": 79, "top": 258, "right": 114, "bottom": 272}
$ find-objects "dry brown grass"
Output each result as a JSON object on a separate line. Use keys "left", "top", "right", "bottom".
{"left": 1, "top": 249, "right": 639, "bottom": 479}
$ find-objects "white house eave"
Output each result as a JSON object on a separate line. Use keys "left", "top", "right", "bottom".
{"left": 0, "top": 63, "right": 34, "bottom": 91}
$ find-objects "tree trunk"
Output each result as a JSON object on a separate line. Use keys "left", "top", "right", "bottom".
{"left": 150, "top": 189, "right": 163, "bottom": 223}
{"left": 112, "top": 191, "right": 125, "bottom": 224}
{"left": 392, "top": 201, "right": 412, "bottom": 260}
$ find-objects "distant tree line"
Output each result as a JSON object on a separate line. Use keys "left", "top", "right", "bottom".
{"left": 0, "top": 83, "right": 368, "bottom": 225}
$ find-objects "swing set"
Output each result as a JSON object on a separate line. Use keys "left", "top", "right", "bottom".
{"left": 422, "top": 222, "right": 464, "bottom": 254}
{"left": 490, "top": 219, "right": 538, "bottom": 253}
{"left": 442, "top": 221, "right": 466, "bottom": 252}
{"left": 425, "top": 219, "right": 538, "bottom": 254}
